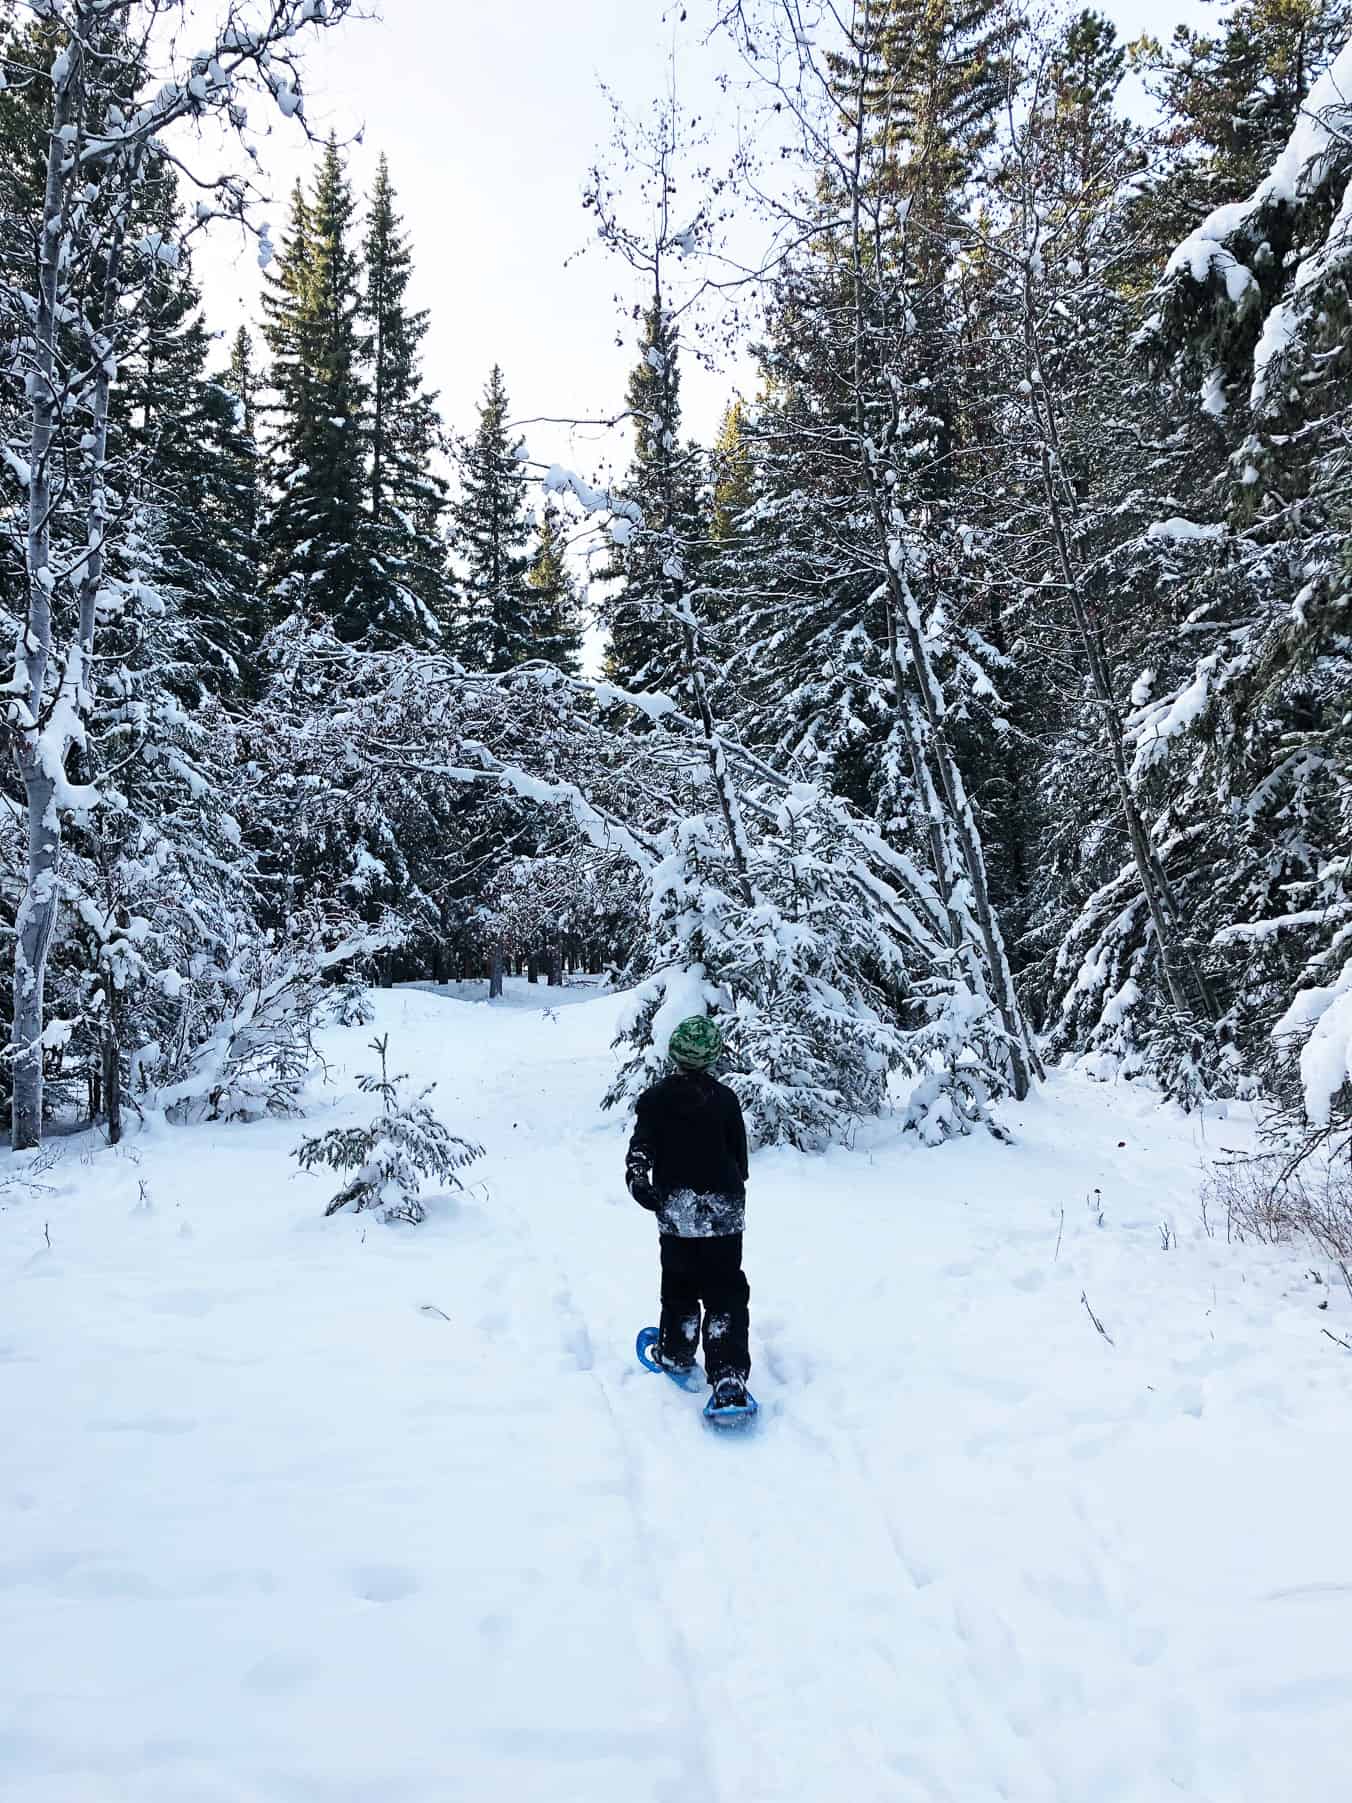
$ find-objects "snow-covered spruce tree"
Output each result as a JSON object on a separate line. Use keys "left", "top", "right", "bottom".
{"left": 1130, "top": 33, "right": 1352, "bottom": 1114}
{"left": 717, "top": 2, "right": 1042, "bottom": 1104}
{"left": 602, "top": 784, "right": 1007, "bottom": 1150}
{"left": 154, "top": 907, "right": 391, "bottom": 1127}
{"left": 942, "top": 13, "right": 1243, "bottom": 1106}
{"left": 122, "top": 169, "right": 272, "bottom": 699}
{"left": 214, "top": 325, "right": 267, "bottom": 692}
{"left": 1, "top": 0, "right": 354, "bottom": 1151}
{"left": 450, "top": 365, "right": 534, "bottom": 670}
{"left": 526, "top": 502, "right": 585, "bottom": 677}
{"left": 1131, "top": 0, "right": 1352, "bottom": 261}
{"left": 294, "top": 1032, "right": 483, "bottom": 1225}
{"left": 357, "top": 153, "right": 450, "bottom": 646}
{"left": 262, "top": 136, "right": 370, "bottom": 640}
{"left": 595, "top": 297, "right": 707, "bottom": 700}
{"left": 56, "top": 539, "right": 263, "bottom": 1142}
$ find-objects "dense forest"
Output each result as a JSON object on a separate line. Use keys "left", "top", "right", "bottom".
{"left": 1, "top": 0, "right": 1349, "bottom": 1214}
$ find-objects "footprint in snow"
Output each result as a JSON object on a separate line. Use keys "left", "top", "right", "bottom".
{"left": 241, "top": 1652, "right": 319, "bottom": 1696}
{"left": 93, "top": 1413, "right": 197, "bottom": 1436}
{"left": 351, "top": 1564, "right": 419, "bottom": 1604}
{"left": 150, "top": 1289, "right": 217, "bottom": 1317}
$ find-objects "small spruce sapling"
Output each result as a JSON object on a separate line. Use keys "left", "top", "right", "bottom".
{"left": 294, "top": 1035, "right": 482, "bottom": 1225}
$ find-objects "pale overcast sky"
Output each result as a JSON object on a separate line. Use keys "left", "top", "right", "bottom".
{"left": 193, "top": 0, "right": 1215, "bottom": 486}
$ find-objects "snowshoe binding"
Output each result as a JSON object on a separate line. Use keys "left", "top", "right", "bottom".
{"left": 703, "top": 1373, "right": 759, "bottom": 1428}
{"left": 635, "top": 1326, "right": 704, "bottom": 1392}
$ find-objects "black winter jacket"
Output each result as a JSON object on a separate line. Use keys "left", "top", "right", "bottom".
{"left": 626, "top": 1070, "right": 749, "bottom": 1238}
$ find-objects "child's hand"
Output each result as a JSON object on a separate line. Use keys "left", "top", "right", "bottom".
{"left": 626, "top": 1169, "right": 659, "bottom": 1212}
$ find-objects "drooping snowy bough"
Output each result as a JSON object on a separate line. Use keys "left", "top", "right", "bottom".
{"left": 292, "top": 628, "right": 1025, "bottom": 1150}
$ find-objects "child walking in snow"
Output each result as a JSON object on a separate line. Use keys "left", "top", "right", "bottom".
{"left": 625, "top": 1016, "right": 752, "bottom": 1412}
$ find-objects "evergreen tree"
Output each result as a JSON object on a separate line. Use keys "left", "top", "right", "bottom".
{"left": 124, "top": 171, "right": 266, "bottom": 693}
{"left": 262, "top": 138, "right": 370, "bottom": 638}
{"left": 294, "top": 1032, "right": 483, "bottom": 1226}
{"left": 358, "top": 153, "right": 449, "bottom": 645}
{"left": 1134, "top": 0, "right": 1352, "bottom": 251}
{"left": 826, "top": 0, "right": 1014, "bottom": 286}
{"left": 717, "top": 0, "right": 1043, "bottom": 1100}
{"left": 526, "top": 501, "right": 585, "bottom": 674}
{"left": 1127, "top": 34, "right": 1352, "bottom": 1103}
{"left": 710, "top": 398, "right": 754, "bottom": 545}
{"left": 215, "top": 326, "right": 266, "bottom": 666}
{"left": 600, "top": 300, "right": 705, "bottom": 696}
{"left": 228, "top": 327, "right": 259, "bottom": 443}
{"left": 955, "top": 10, "right": 1223, "bottom": 1090}
{"left": 450, "top": 364, "right": 533, "bottom": 670}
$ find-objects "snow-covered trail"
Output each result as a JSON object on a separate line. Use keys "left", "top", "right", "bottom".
{"left": 4, "top": 984, "right": 1352, "bottom": 1803}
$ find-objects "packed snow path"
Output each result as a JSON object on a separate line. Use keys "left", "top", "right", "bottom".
{"left": 4, "top": 985, "right": 1351, "bottom": 1803}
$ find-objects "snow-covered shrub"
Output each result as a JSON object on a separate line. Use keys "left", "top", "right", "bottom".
{"left": 155, "top": 918, "right": 388, "bottom": 1124}
{"left": 603, "top": 794, "right": 997, "bottom": 1149}
{"left": 327, "top": 974, "right": 376, "bottom": 1029}
{"left": 294, "top": 1034, "right": 483, "bottom": 1225}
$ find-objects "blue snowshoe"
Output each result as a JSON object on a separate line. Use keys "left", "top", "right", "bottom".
{"left": 636, "top": 1329, "right": 759, "bottom": 1425}
{"left": 635, "top": 1326, "right": 704, "bottom": 1393}
{"left": 703, "top": 1373, "right": 759, "bottom": 1428}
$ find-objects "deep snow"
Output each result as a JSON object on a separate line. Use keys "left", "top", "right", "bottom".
{"left": 3, "top": 981, "right": 1351, "bottom": 1803}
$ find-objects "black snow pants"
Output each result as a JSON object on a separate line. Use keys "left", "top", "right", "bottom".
{"left": 658, "top": 1232, "right": 750, "bottom": 1383}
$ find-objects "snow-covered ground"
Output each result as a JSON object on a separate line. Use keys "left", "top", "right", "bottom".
{"left": 4, "top": 981, "right": 1351, "bottom": 1803}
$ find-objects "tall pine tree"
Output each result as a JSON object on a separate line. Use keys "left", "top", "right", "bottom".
{"left": 262, "top": 138, "right": 370, "bottom": 638}
{"left": 450, "top": 364, "right": 532, "bottom": 670}
{"left": 526, "top": 501, "right": 585, "bottom": 675}
{"left": 358, "top": 153, "right": 449, "bottom": 644}
{"left": 601, "top": 299, "right": 705, "bottom": 696}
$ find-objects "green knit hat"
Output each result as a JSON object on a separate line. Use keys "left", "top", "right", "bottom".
{"left": 668, "top": 1015, "right": 724, "bottom": 1070}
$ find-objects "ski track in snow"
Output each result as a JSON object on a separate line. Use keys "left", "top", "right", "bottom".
{"left": 3, "top": 981, "right": 1351, "bottom": 1802}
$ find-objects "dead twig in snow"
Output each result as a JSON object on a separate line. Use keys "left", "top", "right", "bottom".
{"left": 1054, "top": 1207, "right": 1064, "bottom": 1262}
{"left": 1081, "top": 1291, "right": 1114, "bottom": 1346}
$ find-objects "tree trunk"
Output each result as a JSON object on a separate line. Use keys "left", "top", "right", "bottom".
{"left": 489, "top": 943, "right": 504, "bottom": 999}
{"left": 548, "top": 943, "right": 563, "bottom": 987}
{"left": 11, "top": 765, "right": 61, "bottom": 1150}
{"left": 102, "top": 1026, "right": 122, "bottom": 1148}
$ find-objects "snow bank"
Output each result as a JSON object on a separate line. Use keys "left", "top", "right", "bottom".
{"left": 6, "top": 985, "right": 1352, "bottom": 1803}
